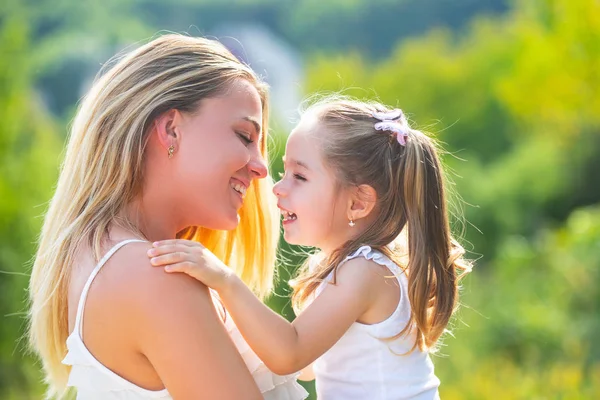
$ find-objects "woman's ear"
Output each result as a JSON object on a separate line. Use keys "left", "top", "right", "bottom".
{"left": 347, "top": 184, "right": 377, "bottom": 222}
{"left": 153, "top": 109, "right": 182, "bottom": 155}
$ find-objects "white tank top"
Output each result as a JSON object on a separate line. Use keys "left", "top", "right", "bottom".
{"left": 308, "top": 245, "right": 441, "bottom": 400}
{"left": 62, "top": 239, "right": 308, "bottom": 400}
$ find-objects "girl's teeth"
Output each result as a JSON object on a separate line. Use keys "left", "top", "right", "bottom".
{"left": 281, "top": 210, "right": 297, "bottom": 221}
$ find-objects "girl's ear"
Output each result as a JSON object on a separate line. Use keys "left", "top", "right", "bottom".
{"left": 347, "top": 184, "right": 377, "bottom": 222}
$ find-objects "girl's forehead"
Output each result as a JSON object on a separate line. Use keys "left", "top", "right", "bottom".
{"left": 289, "top": 112, "right": 324, "bottom": 142}
{"left": 295, "top": 111, "right": 320, "bottom": 131}
{"left": 287, "top": 120, "right": 320, "bottom": 150}
{"left": 285, "top": 128, "right": 329, "bottom": 175}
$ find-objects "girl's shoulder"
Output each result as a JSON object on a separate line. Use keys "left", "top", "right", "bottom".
{"left": 341, "top": 245, "right": 405, "bottom": 276}
{"left": 316, "top": 245, "right": 402, "bottom": 293}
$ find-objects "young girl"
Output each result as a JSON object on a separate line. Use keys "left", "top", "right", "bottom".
{"left": 149, "top": 96, "right": 472, "bottom": 399}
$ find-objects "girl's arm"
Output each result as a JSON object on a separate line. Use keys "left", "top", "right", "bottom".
{"left": 149, "top": 239, "right": 379, "bottom": 375}
{"left": 297, "top": 362, "right": 315, "bottom": 381}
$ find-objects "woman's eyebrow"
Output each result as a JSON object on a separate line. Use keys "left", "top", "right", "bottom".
{"left": 242, "top": 116, "right": 262, "bottom": 139}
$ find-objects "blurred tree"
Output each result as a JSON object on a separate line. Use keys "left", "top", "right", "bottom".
{"left": 303, "top": 0, "right": 600, "bottom": 259}
{"left": 0, "top": 0, "right": 149, "bottom": 396}
{"left": 436, "top": 205, "right": 600, "bottom": 399}
{"left": 289, "top": 0, "right": 600, "bottom": 397}
{"left": 2, "top": 0, "right": 599, "bottom": 397}
{"left": 0, "top": 10, "right": 62, "bottom": 399}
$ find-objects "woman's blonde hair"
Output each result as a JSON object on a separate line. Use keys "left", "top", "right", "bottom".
{"left": 28, "top": 34, "right": 279, "bottom": 398}
{"left": 291, "top": 95, "right": 471, "bottom": 353}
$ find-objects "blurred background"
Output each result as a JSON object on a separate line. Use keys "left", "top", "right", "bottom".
{"left": 1, "top": 0, "right": 599, "bottom": 398}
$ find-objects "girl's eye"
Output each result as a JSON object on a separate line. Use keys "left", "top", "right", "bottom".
{"left": 236, "top": 131, "right": 253, "bottom": 145}
{"left": 294, "top": 174, "right": 306, "bottom": 181}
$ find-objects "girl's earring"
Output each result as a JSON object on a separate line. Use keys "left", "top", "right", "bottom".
{"left": 168, "top": 145, "right": 175, "bottom": 159}
{"left": 348, "top": 219, "right": 355, "bottom": 227}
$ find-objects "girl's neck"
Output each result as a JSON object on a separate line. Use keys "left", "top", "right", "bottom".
{"left": 318, "top": 244, "right": 345, "bottom": 260}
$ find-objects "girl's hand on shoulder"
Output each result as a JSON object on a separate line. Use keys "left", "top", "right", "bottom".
{"left": 148, "top": 239, "right": 235, "bottom": 292}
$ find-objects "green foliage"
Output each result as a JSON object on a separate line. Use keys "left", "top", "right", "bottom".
{"left": 435, "top": 205, "right": 600, "bottom": 398}
{"left": 1, "top": 0, "right": 598, "bottom": 398}
{"left": 0, "top": 13, "right": 62, "bottom": 398}
{"left": 287, "top": 0, "right": 600, "bottom": 396}
{"left": 304, "top": 0, "right": 600, "bottom": 259}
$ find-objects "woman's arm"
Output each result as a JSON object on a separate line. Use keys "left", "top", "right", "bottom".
{"left": 150, "top": 240, "right": 378, "bottom": 375}
{"left": 123, "top": 246, "right": 263, "bottom": 399}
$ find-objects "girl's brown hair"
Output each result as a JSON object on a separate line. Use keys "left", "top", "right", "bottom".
{"left": 291, "top": 95, "right": 471, "bottom": 353}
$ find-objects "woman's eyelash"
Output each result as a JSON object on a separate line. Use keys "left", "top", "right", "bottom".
{"left": 236, "top": 131, "right": 253, "bottom": 144}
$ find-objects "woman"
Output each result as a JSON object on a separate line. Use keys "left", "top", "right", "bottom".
{"left": 28, "top": 34, "right": 307, "bottom": 399}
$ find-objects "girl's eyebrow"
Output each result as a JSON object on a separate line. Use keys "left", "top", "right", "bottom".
{"left": 282, "top": 156, "right": 310, "bottom": 170}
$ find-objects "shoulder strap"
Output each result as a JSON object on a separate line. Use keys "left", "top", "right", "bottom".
{"left": 74, "top": 239, "right": 147, "bottom": 336}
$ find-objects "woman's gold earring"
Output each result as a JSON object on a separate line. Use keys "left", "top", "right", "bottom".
{"left": 349, "top": 219, "right": 355, "bottom": 227}
{"left": 168, "top": 145, "right": 175, "bottom": 159}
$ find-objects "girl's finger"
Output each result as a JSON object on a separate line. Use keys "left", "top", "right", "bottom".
{"left": 152, "top": 239, "right": 203, "bottom": 248}
{"left": 147, "top": 244, "right": 186, "bottom": 258}
{"left": 150, "top": 252, "right": 189, "bottom": 266}
{"left": 163, "top": 261, "right": 195, "bottom": 275}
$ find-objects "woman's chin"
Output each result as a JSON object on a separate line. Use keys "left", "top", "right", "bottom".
{"left": 194, "top": 211, "right": 240, "bottom": 232}
{"left": 219, "top": 214, "right": 241, "bottom": 231}
{"left": 227, "top": 215, "right": 241, "bottom": 231}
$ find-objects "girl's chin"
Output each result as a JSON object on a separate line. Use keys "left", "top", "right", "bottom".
{"left": 282, "top": 232, "right": 316, "bottom": 248}
{"left": 282, "top": 231, "right": 299, "bottom": 245}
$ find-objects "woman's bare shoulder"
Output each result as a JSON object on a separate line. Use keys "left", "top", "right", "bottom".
{"left": 97, "top": 241, "right": 212, "bottom": 315}
{"left": 77, "top": 240, "right": 261, "bottom": 398}
{"left": 94, "top": 241, "right": 261, "bottom": 398}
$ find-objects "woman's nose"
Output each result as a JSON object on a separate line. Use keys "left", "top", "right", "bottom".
{"left": 247, "top": 149, "right": 268, "bottom": 179}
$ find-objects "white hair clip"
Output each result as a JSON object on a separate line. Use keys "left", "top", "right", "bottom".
{"left": 372, "top": 109, "right": 409, "bottom": 146}
{"left": 372, "top": 109, "right": 403, "bottom": 122}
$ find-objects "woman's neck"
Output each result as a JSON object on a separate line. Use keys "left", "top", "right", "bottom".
{"left": 117, "top": 197, "right": 178, "bottom": 242}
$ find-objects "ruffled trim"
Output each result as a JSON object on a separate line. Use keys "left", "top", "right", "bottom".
{"left": 312, "top": 245, "right": 405, "bottom": 299}
{"left": 222, "top": 311, "right": 309, "bottom": 399}
{"left": 344, "top": 245, "right": 404, "bottom": 276}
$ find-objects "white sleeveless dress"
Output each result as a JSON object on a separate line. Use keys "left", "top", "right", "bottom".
{"left": 62, "top": 239, "right": 308, "bottom": 400}
{"left": 307, "top": 245, "right": 440, "bottom": 400}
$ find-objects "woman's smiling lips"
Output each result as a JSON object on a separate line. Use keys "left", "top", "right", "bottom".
{"left": 230, "top": 177, "right": 249, "bottom": 205}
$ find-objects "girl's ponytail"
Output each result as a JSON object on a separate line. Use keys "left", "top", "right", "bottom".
{"left": 399, "top": 131, "right": 470, "bottom": 351}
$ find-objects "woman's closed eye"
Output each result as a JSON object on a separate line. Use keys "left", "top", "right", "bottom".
{"left": 236, "top": 131, "right": 253, "bottom": 145}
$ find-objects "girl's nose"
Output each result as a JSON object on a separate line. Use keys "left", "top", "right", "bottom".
{"left": 273, "top": 179, "right": 286, "bottom": 197}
